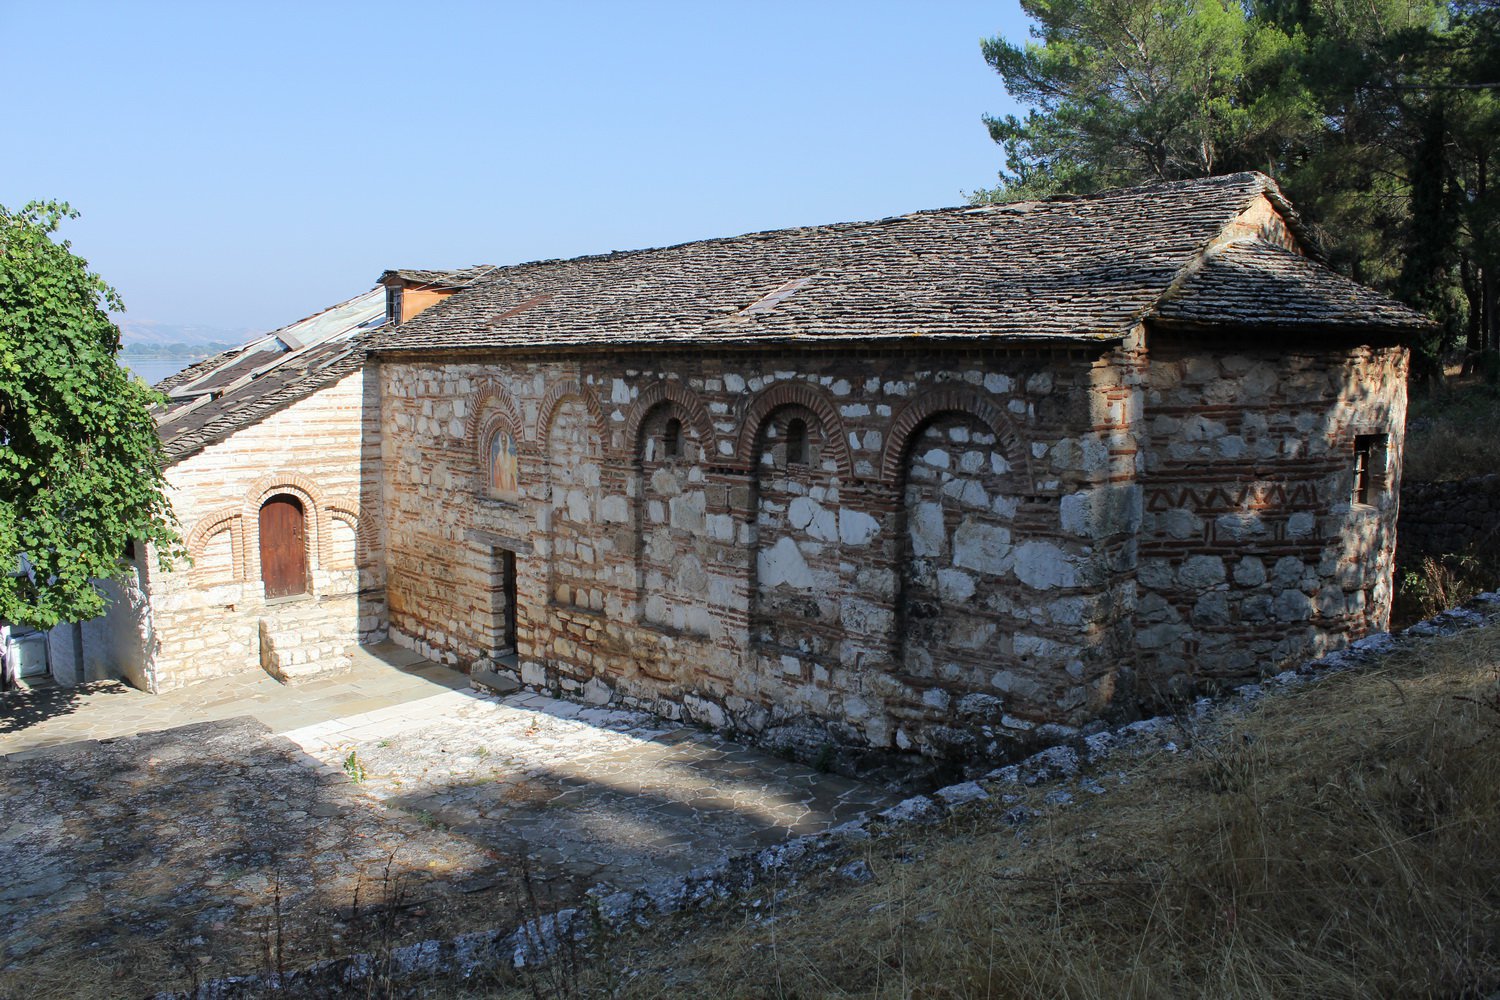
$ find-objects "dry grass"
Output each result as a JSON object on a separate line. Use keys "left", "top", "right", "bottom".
{"left": 474, "top": 622, "right": 1500, "bottom": 999}
{"left": 1393, "top": 550, "right": 1500, "bottom": 628}
{"left": 1404, "top": 374, "right": 1500, "bottom": 483}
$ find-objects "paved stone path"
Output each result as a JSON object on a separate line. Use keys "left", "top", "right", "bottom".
{"left": 0, "top": 642, "right": 464, "bottom": 758}
{"left": 0, "top": 647, "right": 899, "bottom": 996}
{"left": 0, "top": 717, "right": 501, "bottom": 997}
{"left": 286, "top": 687, "right": 892, "bottom": 892}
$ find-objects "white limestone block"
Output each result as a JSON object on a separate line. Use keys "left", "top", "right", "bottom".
{"left": 583, "top": 677, "right": 612, "bottom": 705}
{"left": 566, "top": 489, "right": 591, "bottom": 523}
{"left": 837, "top": 509, "right": 880, "bottom": 546}
{"left": 787, "top": 496, "right": 819, "bottom": 531}
{"left": 921, "top": 448, "right": 950, "bottom": 470}
{"left": 706, "top": 513, "right": 735, "bottom": 542}
{"left": 937, "top": 568, "right": 976, "bottom": 602}
{"left": 669, "top": 492, "right": 706, "bottom": 533}
{"left": 984, "top": 372, "right": 1012, "bottom": 394}
{"left": 806, "top": 510, "right": 838, "bottom": 542}
{"left": 909, "top": 502, "right": 946, "bottom": 557}
{"left": 758, "top": 536, "right": 814, "bottom": 589}
{"left": 1014, "top": 540, "right": 1076, "bottom": 590}
{"left": 597, "top": 494, "right": 627, "bottom": 524}
{"left": 952, "top": 519, "right": 1013, "bottom": 576}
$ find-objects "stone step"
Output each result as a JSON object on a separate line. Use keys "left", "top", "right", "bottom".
{"left": 471, "top": 666, "right": 520, "bottom": 696}
{"left": 258, "top": 619, "right": 352, "bottom": 685}
{"left": 8, "top": 674, "right": 59, "bottom": 694}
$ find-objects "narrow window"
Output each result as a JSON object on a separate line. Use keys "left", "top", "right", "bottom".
{"left": 785, "top": 418, "right": 808, "bottom": 466}
{"left": 663, "top": 417, "right": 682, "bottom": 460}
{"left": 260, "top": 494, "right": 308, "bottom": 598}
{"left": 386, "top": 286, "right": 404, "bottom": 326}
{"left": 1353, "top": 434, "right": 1386, "bottom": 506}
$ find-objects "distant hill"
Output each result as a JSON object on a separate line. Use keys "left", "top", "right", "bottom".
{"left": 115, "top": 317, "right": 257, "bottom": 348}
{"left": 119, "top": 341, "right": 240, "bottom": 360}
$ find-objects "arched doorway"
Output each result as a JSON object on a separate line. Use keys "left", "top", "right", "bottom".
{"left": 259, "top": 494, "right": 308, "bottom": 599}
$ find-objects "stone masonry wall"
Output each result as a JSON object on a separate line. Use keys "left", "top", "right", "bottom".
{"left": 1135, "top": 333, "right": 1408, "bottom": 699}
{"left": 380, "top": 346, "right": 1139, "bottom": 760}
{"left": 141, "top": 368, "right": 386, "bottom": 690}
{"left": 380, "top": 336, "right": 1403, "bottom": 761}
{"left": 1396, "top": 475, "right": 1500, "bottom": 563}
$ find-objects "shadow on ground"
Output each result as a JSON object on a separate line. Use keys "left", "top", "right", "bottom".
{"left": 0, "top": 691, "right": 899, "bottom": 999}
{"left": 0, "top": 681, "right": 134, "bottom": 737}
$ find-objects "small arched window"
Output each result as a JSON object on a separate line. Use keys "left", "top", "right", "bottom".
{"left": 488, "top": 429, "right": 519, "bottom": 496}
{"left": 259, "top": 494, "right": 308, "bottom": 599}
{"left": 663, "top": 418, "right": 682, "bottom": 460}
{"left": 785, "top": 418, "right": 808, "bottom": 466}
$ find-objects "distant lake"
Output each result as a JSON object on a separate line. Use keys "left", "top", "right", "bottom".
{"left": 120, "top": 356, "right": 199, "bottom": 386}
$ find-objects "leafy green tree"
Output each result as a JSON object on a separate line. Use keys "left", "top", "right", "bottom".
{"left": 976, "top": 0, "right": 1311, "bottom": 199}
{"left": 0, "top": 201, "right": 181, "bottom": 629}
{"left": 976, "top": 0, "right": 1500, "bottom": 360}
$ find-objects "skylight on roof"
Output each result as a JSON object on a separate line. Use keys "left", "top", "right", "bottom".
{"left": 742, "top": 277, "right": 813, "bottom": 315}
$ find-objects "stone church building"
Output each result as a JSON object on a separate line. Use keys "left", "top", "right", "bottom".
{"left": 99, "top": 172, "right": 1429, "bottom": 760}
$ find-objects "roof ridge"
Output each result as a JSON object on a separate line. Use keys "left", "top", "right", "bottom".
{"left": 1139, "top": 176, "right": 1275, "bottom": 324}
{"left": 459, "top": 174, "right": 1274, "bottom": 287}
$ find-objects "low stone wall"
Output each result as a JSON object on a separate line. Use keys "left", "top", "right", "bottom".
{"left": 1397, "top": 475, "right": 1500, "bottom": 562}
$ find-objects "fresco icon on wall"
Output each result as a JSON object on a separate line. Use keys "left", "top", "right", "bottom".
{"left": 490, "top": 430, "right": 519, "bottom": 495}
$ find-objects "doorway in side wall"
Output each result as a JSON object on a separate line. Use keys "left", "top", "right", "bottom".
{"left": 486, "top": 547, "right": 518, "bottom": 663}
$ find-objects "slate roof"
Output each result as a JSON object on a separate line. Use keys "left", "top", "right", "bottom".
{"left": 154, "top": 289, "right": 387, "bottom": 466}
{"left": 1156, "top": 238, "right": 1433, "bottom": 331}
{"left": 366, "top": 172, "right": 1430, "bottom": 356}
{"left": 155, "top": 260, "right": 500, "bottom": 465}
{"left": 378, "top": 266, "right": 496, "bottom": 289}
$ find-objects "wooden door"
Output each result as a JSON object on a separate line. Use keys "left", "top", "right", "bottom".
{"left": 260, "top": 495, "right": 308, "bottom": 598}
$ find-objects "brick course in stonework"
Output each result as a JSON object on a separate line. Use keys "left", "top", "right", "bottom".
{"left": 376, "top": 333, "right": 1406, "bottom": 762}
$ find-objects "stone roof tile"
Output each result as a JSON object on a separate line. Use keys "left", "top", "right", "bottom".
{"left": 1156, "top": 238, "right": 1434, "bottom": 331}
{"left": 368, "top": 172, "right": 1427, "bottom": 356}
{"left": 378, "top": 266, "right": 496, "bottom": 289}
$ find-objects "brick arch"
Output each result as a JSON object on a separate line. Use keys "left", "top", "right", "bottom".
{"left": 325, "top": 496, "right": 361, "bottom": 530}
{"left": 353, "top": 512, "right": 381, "bottom": 558}
{"left": 324, "top": 496, "right": 365, "bottom": 569}
{"left": 246, "top": 471, "right": 329, "bottom": 511}
{"left": 623, "top": 380, "right": 715, "bottom": 461}
{"left": 185, "top": 508, "right": 244, "bottom": 580}
{"left": 462, "top": 379, "right": 524, "bottom": 446}
{"left": 538, "top": 379, "right": 607, "bottom": 450}
{"left": 242, "top": 472, "right": 329, "bottom": 580}
{"left": 879, "top": 385, "right": 1032, "bottom": 485}
{"left": 734, "top": 381, "right": 853, "bottom": 480}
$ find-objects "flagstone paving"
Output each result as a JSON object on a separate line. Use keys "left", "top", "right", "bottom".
{"left": 0, "top": 647, "right": 900, "bottom": 996}
{"left": 0, "top": 642, "right": 465, "bottom": 758}
{"left": 285, "top": 686, "right": 894, "bottom": 891}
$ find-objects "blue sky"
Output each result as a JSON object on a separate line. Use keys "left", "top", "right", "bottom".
{"left": 4, "top": 2, "right": 1031, "bottom": 335}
